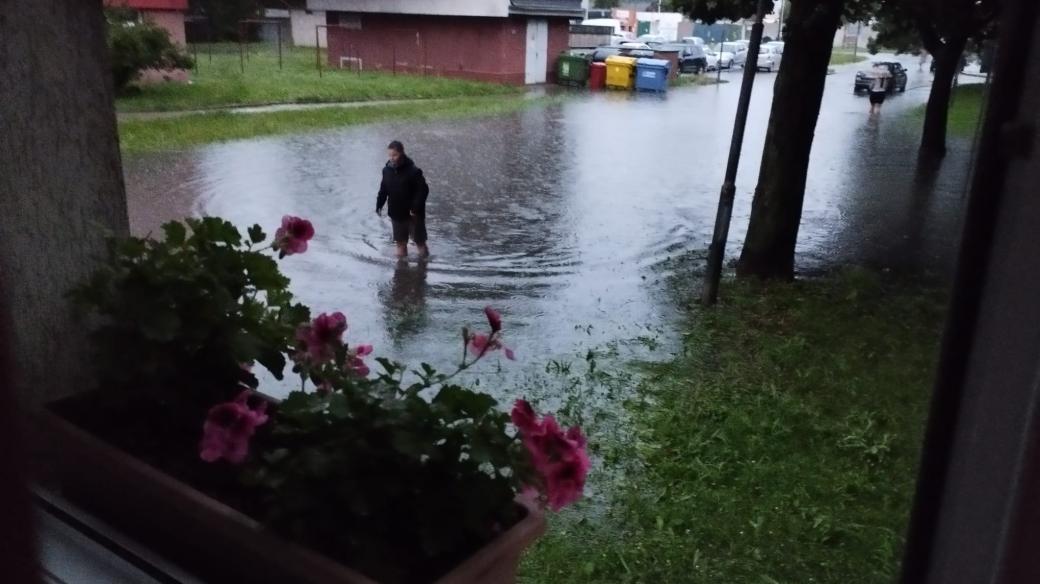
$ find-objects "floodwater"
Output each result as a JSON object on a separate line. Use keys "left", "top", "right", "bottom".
{"left": 123, "top": 55, "right": 982, "bottom": 395}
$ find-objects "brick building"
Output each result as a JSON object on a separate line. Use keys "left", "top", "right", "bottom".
{"left": 309, "top": 0, "right": 584, "bottom": 85}
{"left": 104, "top": 0, "right": 188, "bottom": 45}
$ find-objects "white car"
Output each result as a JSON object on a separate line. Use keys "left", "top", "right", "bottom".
{"left": 706, "top": 49, "right": 735, "bottom": 70}
{"left": 619, "top": 42, "right": 653, "bottom": 51}
{"left": 719, "top": 42, "right": 747, "bottom": 65}
{"left": 757, "top": 46, "right": 782, "bottom": 72}
{"left": 681, "top": 36, "right": 706, "bottom": 47}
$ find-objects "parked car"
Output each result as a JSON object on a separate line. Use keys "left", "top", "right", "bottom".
{"left": 757, "top": 46, "right": 782, "bottom": 72}
{"left": 681, "top": 36, "right": 706, "bottom": 47}
{"left": 679, "top": 44, "right": 708, "bottom": 74}
{"left": 763, "top": 41, "right": 785, "bottom": 54}
{"left": 619, "top": 42, "right": 652, "bottom": 51}
{"left": 706, "top": 49, "right": 735, "bottom": 70}
{"left": 620, "top": 46, "right": 655, "bottom": 59}
{"left": 854, "top": 62, "right": 909, "bottom": 93}
{"left": 637, "top": 34, "right": 668, "bottom": 45}
{"left": 720, "top": 42, "right": 747, "bottom": 66}
{"left": 588, "top": 46, "right": 621, "bottom": 63}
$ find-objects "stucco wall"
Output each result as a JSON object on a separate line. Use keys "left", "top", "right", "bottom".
{"left": 328, "top": 14, "right": 530, "bottom": 84}
{"left": 291, "top": 9, "right": 328, "bottom": 47}
{"left": 309, "top": 0, "right": 510, "bottom": 18}
{"left": 143, "top": 9, "right": 186, "bottom": 45}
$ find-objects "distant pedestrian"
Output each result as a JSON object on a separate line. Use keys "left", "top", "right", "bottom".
{"left": 376, "top": 141, "right": 430, "bottom": 258}
{"left": 868, "top": 63, "right": 892, "bottom": 115}
{"left": 919, "top": 50, "right": 929, "bottom": 71}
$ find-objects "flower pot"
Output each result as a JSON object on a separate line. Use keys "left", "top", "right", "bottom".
{"left": 36, "top": 407, "right": 546, "bottom": 584}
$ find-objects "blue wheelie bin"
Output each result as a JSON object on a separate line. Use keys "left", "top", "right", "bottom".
{"left": 635, "top": 58, "right": 670, "bottom": 92}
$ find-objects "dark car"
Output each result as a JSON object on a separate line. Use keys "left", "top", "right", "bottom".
{"left": 854, "top": 62, "right": 908, "bottom": 93}
{"left": 587, "top": 45, "right": 654, "bottom": 63}
{"left": 678, "top": 44, "right": 708, "bottom": 74}
{"left": 588, "top": 46, "right": 621, "bottom": 63}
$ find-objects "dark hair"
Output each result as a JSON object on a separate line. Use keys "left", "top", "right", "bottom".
{"left": 388, "top": 140, "right": 405, "bottom": 154}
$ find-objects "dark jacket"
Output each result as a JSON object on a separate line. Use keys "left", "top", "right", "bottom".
{"left": 376, "top": 156, "right": 429, "bottom": 221}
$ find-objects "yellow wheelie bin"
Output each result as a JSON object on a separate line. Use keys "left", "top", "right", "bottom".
{"left": 605, "top": 55, "right": 637, "bottom": 90}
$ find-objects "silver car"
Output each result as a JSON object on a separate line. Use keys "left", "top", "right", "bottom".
{"left": 757, "top": 46, "right": 782, "bottom": 72}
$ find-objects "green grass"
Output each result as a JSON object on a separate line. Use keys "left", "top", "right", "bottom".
{"left": 908, "top": 83, "right": 987, "bottom": 137}
{"left": 116, "top": 44, "right": 519, "bottom": 113}
{"left": 673, "top": 74, "right": 730, "bottom": 87}
{"left": 119, "top": 95, "right": 559, "bottom": 153}
{"left": 520, "top": 268, "right": 947, "bottom": 583}
{"left": 830, "top": 50, "right": 868, "bottom": 66}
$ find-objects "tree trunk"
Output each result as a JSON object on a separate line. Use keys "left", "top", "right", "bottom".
{"left": 921, "top": 37, "right": 968, "bottom": 156}
{"left": 0, "top": 1, "right": 129, "bottom": 408}
{"left": 736, "top": 0, "right": 845, "bottom": 280}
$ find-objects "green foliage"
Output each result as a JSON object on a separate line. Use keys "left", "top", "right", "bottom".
{"left": 668, "top": 0, "right": 878, "bottom": 24}
{"left": 69, "top": 217, "right": 309, "bottom": 408}
{"left": 118, "top": 94, "right": 564, "bottom": 153}
{"left": 868, "top": 1, "right": 922, "bottom": 55}
{"left": 106, "top": 9, "right": 194, "bottom": 92}
{"left": 520, "top": 268, "right": 947, "bottom": 583}
{"left": 188, "top": 0, "right": 259, "bottom": 40}
{"left": 247, "top": 364, "right": 530, "bottom": 583}
{"left": 907, "top": 83, "right": 987, "bottom": 136}
{"left": 668, "top": 0, "right": 771, "bottom": 23}
{"left": 830, "top": 49, "right": 869, "bottom": 65}
{"left": 115, "top": 45, "right": 520, "bottom": 114}
{"left": 870, "top": 0, "right": 1000, "bottom": 56}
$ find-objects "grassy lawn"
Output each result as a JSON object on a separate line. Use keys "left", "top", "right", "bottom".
{"left": 119, "top": 95, "right": 558, "bottom": 153}
{"left": 830, "top": 50, "right": 868, "bottom": 66}
{"left": 908, "top": 83, "right": 987, "bottom": 137}
{"left": 673, "top": 74, "right": 729, "bottom": 88}
{"left": 520, "top": 269, "right": 947, "bottom": 583}
{"left": 116, "top": 44, "right": 519, "bottom": 113}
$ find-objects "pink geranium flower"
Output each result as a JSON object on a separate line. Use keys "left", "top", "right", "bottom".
{"left": 484, "top": 306, "right": 502, "bottom": 333}
{"left": 295, "top": 312, "right": 347, "bottom": 364}
{"left": 510, "top": 400, "right": 589, "bottom": 511}
{"left": 199, "top": 389, "right": 269, "bottom": 464}
{"left": 468, "top": 333, "right": 516, "bottom": 361}
{"left": 511, "top": 399, "right": 538, "bottom": 433}
{"left": 273, "top": 215, "right": 314, "bottom": 256}
{"left": 345, "top": 344, "right": 374, "bottom": 377}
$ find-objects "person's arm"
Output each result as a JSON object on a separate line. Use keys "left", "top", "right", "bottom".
{"left": 410, "top": 170, "right": 429, "bottom": 216}
{"left": 376, "top": 177, "right": 387, "bottom": 215}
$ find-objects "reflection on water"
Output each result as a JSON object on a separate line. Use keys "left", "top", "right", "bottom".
{"left": 122, "top": 57, "right": 980, "bottom": 397}
{"left": 380, "top": 259, "right": 429, "bottom": 345}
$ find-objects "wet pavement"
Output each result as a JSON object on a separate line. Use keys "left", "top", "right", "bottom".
{"left": 123, "top": 55, "right": 983, "bottom": 396}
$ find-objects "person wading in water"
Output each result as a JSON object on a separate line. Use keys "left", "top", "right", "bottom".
{"left": 376, "top": 141, "right": 430, "bottom": 258}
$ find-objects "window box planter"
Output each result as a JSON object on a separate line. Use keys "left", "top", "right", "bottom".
{"left": 36, "top": 405, "right": 546, "bottom": 584}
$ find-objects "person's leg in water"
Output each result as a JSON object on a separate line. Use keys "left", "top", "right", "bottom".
{"left": 391, "top": 219, "right": 409, "bottom": 258}
{"left": 411, "top": 214, "right": 430, "bottom": 258}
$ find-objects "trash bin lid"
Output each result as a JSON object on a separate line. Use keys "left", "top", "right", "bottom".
{"left": 636, "top": 58, "right": 670, "bottom": 68}
{"left": 605, "top": 55, "right": 638, "bottom": 65}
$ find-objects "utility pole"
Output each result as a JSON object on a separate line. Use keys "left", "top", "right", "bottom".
{"left": 701, "top": 0, "right": 770, "bottom": 306}
{"left": 777, "top": 0, "right": 785, "bottom": 40}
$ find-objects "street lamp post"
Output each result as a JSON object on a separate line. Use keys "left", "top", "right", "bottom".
{"left": 701, "top": 0, "right": 771, "bottom": 306}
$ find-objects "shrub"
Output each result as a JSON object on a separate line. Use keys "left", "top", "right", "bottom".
{"left": 106, "top": 8, "right": 194, "bottom": 92}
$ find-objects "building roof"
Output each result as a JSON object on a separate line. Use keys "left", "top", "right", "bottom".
{"left": 104, "top": 0, "right": 189, "bottom": 10}
{"left": 509, "top": 0, "right": 584, "bottom": 18}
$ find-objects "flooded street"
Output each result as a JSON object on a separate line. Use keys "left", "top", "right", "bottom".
{"left": 123, "top": 56, "right": 980, "bottom": 395}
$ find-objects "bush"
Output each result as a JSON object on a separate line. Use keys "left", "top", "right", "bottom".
{"left": 106, "top": 9, "right": 193, "bottom": 92}
{"left": 70, "top": 215, "right": 590, "bottom": 583}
